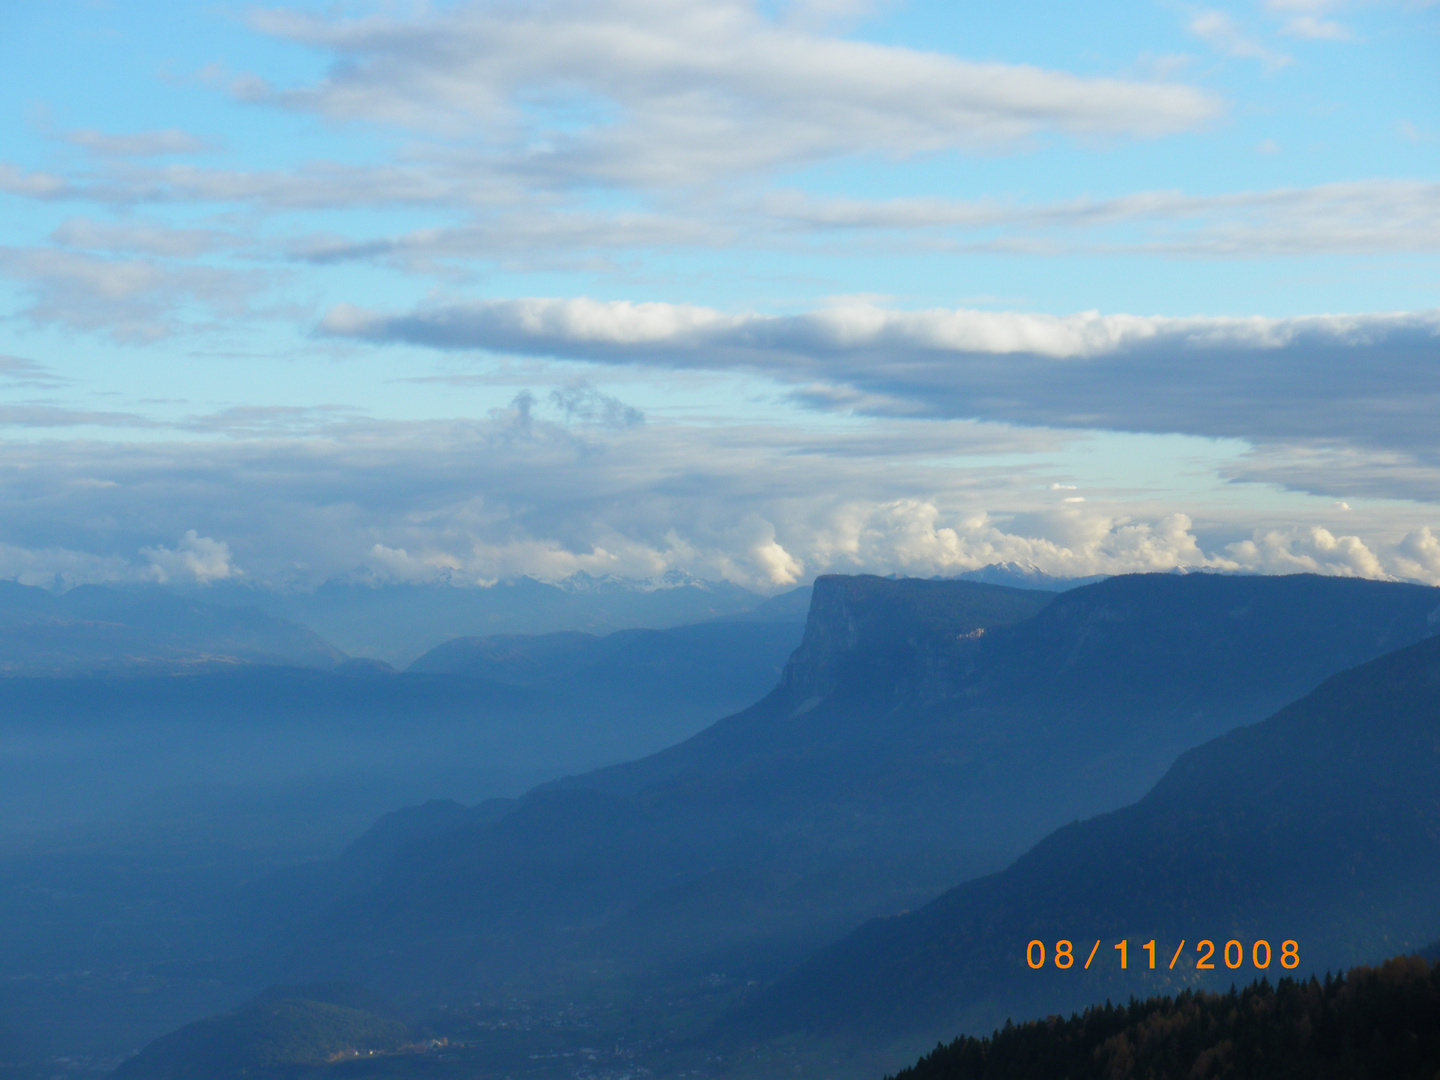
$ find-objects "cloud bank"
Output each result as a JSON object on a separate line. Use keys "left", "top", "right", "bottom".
{"left": 0, "top": 401, "right": 1434, "bottom": 592}
{"left": 324, "top": 299, "right": 1440, "bottom": 454}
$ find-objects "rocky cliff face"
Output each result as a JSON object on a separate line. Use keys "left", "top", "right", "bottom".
{"left": 776, "top": 574, "right": 1052, "bottom": 707}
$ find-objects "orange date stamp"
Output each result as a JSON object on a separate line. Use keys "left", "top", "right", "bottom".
{"left": 1026, "top": 939, "right": 1299, "bottom": 972}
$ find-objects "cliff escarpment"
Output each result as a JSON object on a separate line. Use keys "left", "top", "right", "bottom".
{"left": 776, "top": 575, "right": 1051, "bottom": 707}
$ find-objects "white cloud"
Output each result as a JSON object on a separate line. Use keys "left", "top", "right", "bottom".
{"left": 322, "top": 297, "right": 1440, "bottom": 455}
{"left": 1279, "top": 14, "right": 1352, "bottom": 38}
{"left": 0, "top": 354, "right": 66, "bottom": 389}
{"left": 752, "top": 528, "right": 804, "bottom": 586}
{"left": 243, "top": 0, "right": 1219, "bottom": 187}
{"left": 1222, "top": 440, "right": 1440, "bottom": 505}
{"left": 1393, "top": 528, "right": 1440, "bottom": 584}
{"left": 1226, "top": 526, "right": 1387, "bottom": 578}
{"left": 0, "top": 163, "right": 71, "bottom": 199}
{"left": 142, "top": 531, "right": 241, "bottom": 584}
{"left": 65, "top": 128, "right": 208, "bottom": 157}
{"left": 0, "top": 406, "right": 1432, "bottom": 591}
{"left": 819, "top": 501, "right": 1225, "bottom": 579}
{"left": 1396, "top": 119, "right": 1433, "bottom": 144}
{"left": 0, "top": 247, "right": 263, "bottom": 343}
{"left": 1263, "top": 0, "right": 1353, "bottom": 40}
{"left": 363, "top": 543, "right": 466, "bottom": 584}
{"left": 325, "top": 296, "right": 1319, "bottom": 361}
{"left": 0, "top": 405, "right": 159, "bottom": 429}
{"left": 1262, "top": 0, "right": 1336, "bottom": 10}
{"left": 762, "top": 179, "right": 1440, "bottom": 256}
{"left": 5, "top": 157, "right": 1434, "bottom": 271}
{"left": 0, "top": 542, "right": 142, "bottom": 590}
{"left": 52, "top": 218, "right": 232, "bottom": 258}
{"left": 1188, "top": 9, "right": 1292, "bottom": 70}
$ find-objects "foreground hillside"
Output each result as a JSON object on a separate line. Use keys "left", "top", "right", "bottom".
{"left": 891, "top": 955, "right": 1440, "bottom": 1080}
{"left": 111, "top": 984, "right": 408, "bottom": 1080}
{"left": 733, "top": 626, "right": 1440, "bottom": 1055}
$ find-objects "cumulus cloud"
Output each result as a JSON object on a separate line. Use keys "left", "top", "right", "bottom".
{"left": 818, "top": 501, "right": 1224, "bottom": 579}
{"left": 146, "top": 533, "right": 240, "bottom": 584}
{"left": 0, "top": 406, "right": 1051, "bottom": 590}
{"left": 1393, "top": 528, "right": 1440, "bottom": 585}
{"left": 1226, "top": 526, "right": 1387, "bottom": 578}
{"left": 0, "top": 403, "right": 1432, "bottom": 592}
{"left": 323, "top": 297, "right": 1440, "bottom": 453}
{"left": 142, "top": 530, "right": 240, "bottom": 584}
{"left": 243, "top": 0, "right": 1218, "bottom": 188}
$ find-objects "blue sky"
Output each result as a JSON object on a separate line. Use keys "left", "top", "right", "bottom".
{"left": 0, "top": 0, "right": 1437, "bottom": 590}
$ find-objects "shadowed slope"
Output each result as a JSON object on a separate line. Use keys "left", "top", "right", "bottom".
{"left": 732, "top": 630, "right": 1440, "bottom": 1055}
{"left": 110, "top": 985, "right": 407, "bottom": 1080}
{"left": 889, "top": 955, "right": 1440, "bottom": 1080}
{"left": 286, "top": 574, "right": 1439, "bottom": 1002}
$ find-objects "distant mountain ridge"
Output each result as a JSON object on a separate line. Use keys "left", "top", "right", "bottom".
{"left": 187, "top": 574, "right": 775, "bottom": 666}
{"left": 171, "top": 564, "right": 1101, "bottom": 666}
{"left": 0, "top": 580, "right": 345, "bottom": 675}
{"left": 952, "top": 562, "right": 1106, "bottom": 591}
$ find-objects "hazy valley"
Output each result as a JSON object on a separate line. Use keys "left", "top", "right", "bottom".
{"left": 1, "top": 568, "right": 1438, "bottom": 1080}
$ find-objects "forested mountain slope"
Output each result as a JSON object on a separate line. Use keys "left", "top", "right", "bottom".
{"left": 284, "top": 573, "right": 1440, "bottom": 1002}
{"left": 732, "top": 628, "right": 1440, "bottom": 1057}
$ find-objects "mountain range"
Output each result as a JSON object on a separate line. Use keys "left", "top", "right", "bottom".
{"left": 0, "top": 583, "right": 808, "bottom": 1077}
{"left": 266, "top": 572, "right": 1440, "bottom": 1010}
{"left": 726, "top": 609, "right": 1440, "bottom": 1067}
{"left": 0, "top": 579, "right": 344, "bottom": 675}
{"left": 9, "top": 568, "right": 1440, "bottom": 1080}
{"left": 189, "top": 573, "right": 780, "bottom": 667}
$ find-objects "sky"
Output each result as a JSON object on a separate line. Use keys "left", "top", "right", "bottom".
{"left": 0, "top": 0, "right": 1437, "bottom": 592}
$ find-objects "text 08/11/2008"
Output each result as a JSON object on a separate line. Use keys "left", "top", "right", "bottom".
{"left": 1026, "top": 939, "right": 1300, "bottom": 972}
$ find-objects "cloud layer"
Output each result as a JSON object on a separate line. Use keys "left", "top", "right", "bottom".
{"left": 324, "top": 298, "right": 1440, "bottom": 456}
{"left": 245, "top": 0, "right": 1218, "bottom": 187}
{"left": 0, "top": 398, "right": 1435, "bottom": 592}
{"left": 0, "top": 0, "right": 1435, "bottom": 597}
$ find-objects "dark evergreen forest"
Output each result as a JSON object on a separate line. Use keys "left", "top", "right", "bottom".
{"left": 890, "top": 955, "right": 1440, "bottom": 1080}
